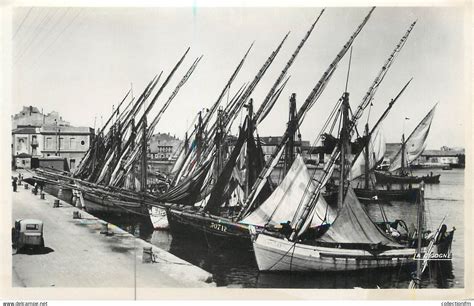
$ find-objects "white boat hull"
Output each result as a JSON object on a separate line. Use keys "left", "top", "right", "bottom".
{"left": 149, "top": 206, "right": 169, "bottom": 230}
{"left": 253, "top": 234, "right": 416, "bottom": 272}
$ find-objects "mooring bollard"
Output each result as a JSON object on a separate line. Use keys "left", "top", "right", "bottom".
{"left": 73, "top": 211, "right": 81, "bottom": 219}
{"left": 100, "top": 222, "right": 109, "bottom": 234}
{"left": 53, "top": 199, "right": 60, "bottom": 208}
{"left": 24, "top": 184, "right": 29, "bottom": 190}
{"left": 142, "top": 247, "right": 153, "bottom": 263}
{"left": 40, "top": 192, "right": 45, "bottom": 200}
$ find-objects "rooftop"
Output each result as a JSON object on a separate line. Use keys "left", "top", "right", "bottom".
{"left": 12, "top": 127, "right": 39, "bottom": 134}
{"left": 422, "top": 150, "right": 464, "bottom": 157}
{"left": 40, "top": 126, "right": 94, "bottom": 134}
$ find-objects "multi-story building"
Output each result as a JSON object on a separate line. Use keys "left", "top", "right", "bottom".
{"left": 148, "top": 133, "right": 183, "bottom": 160}
{"left": 146, "top": 133, "right": 183, "bottom": 174}
{"left": 11, "top": 106, "right": 94, "bottom": 171}
{"left": 39, "top": 126, "right": 94, "bottom": 170}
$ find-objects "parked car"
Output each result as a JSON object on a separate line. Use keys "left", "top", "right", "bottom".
{"left": 12, "top": 219, "right": 44, "bottom": 250}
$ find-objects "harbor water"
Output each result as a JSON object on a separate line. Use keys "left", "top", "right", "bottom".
{"left": 63, "top": 168, "right": 464, "bottom": 288}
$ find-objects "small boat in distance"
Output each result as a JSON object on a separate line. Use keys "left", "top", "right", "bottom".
{"left": 374, "top": 105, "right": 441, "bottom": 185}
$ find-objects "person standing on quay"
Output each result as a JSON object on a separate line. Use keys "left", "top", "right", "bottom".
{"left": 12, "top": 177, "right": 17, "bottom": 192}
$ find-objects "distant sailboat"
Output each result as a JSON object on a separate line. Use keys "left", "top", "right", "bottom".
{"left": 374, "top": 104, "right": 440, "bottom": 185}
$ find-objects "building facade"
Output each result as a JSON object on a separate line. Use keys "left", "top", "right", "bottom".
{"left": 11, "top": 106, "right": 93, "bottom": 171}
{"left": 147, "top": 133, "right": 183, "bottom": 161}
{"left": 40, "top": 126, "right": 94, "bottom": 170}
{"left": 146, "top": 133, "right": 183, "bottom": 175}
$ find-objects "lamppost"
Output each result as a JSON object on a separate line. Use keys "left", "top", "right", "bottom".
{"left": 55, "top": 119, "right": 61, "bottom": 156}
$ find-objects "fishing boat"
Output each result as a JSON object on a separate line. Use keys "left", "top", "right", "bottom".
{"left": 165, "top": 8, "right": 407, "bottom": 248}
{"left": 162, "top": 8, "right": 362, "bottom": 246}
{"left": 374, "top": 105, "right": 441, "bottom": 185}
{"left": 148, "top": 39, "right": 257, "bottom": 230}
{"left": 250, "top": 63, "right": 454, "bottom": 273}
{"left": 34, "top": 49, "right": 202, "bottom": 223}
{"left": 374, "top": 170, "right": 440, "bottom": 184}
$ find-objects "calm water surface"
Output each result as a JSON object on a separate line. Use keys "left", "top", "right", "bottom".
{"left": 68, "top": 168, "right": 464, "bottom": 288}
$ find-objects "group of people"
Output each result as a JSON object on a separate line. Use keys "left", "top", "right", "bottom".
{"left": 12, "top": 173, "right": 44, "bottom": 194}
{"left": 11, "top": 173, "right": 22, "bottom": 192}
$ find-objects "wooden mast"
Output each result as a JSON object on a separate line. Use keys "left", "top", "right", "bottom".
{"left": 338, "top": 92, "right": 351, "bottom": 208}
{"left": 140, "top": 116, "right": 147, "bottom": 192}
{"left": 245, "top": 99, "right": 254, "bottom": 199}
{"left": 415, "top": 181, "right": 425, "bottom": 288}
{"left": 285, "top": 93, "right": 297, "bottom": 173}
{"left": 401, "top": 133, "right": 406, "bottom": 176}
{"left": 364, "top": 123, "right": 370, "bottom": 189}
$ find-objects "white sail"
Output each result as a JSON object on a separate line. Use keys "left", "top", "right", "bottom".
{"left": 240, "top": 155, "right": 334, "bottom": 227}
{"left": 244, "top": 143, "right": 286, "bottom": 211}
{"left": 388, "top": 105, "right": 437, "bottom": 172}
{"left": 349, "top": 124, "right": 386, "bottom": 181}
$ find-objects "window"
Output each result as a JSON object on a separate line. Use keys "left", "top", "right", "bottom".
{"left": 17, "top": 137, "right": 26, "bottom": 151}
{"left": 81, "top": 140, "right": 85, "bottom": 145}
{"left": 26, "top": 224, "right": 39, "bottom": 230}
{"left": 59, "top": 137, "right": 65, "bottom": 149}
{"left": 46, "top": 137, "right": 52, "bottom": 149}
{"left": 70, "top": 138, "right": 75, "bottom": 150}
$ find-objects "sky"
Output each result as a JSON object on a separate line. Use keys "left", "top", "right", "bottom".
{"left": 11, "top": 5, "right": 467, "bottom": 150}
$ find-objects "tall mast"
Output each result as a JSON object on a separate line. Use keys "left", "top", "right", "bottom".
{"left": 239, "top": 7, "right": 375, "bottom": 219}
{"left": 364, "top": 123, "right": 370, "bottom": 189}
{"left": 245, "top": 99, "right": 254, "bottom": 198}
{"left": 338, "top": 92, "right": 351, "bottom": 208}
{"left": 415, "top": 182, "right": 425, "bottom": 287}
{"left": 348, "top": 20, "right": 416, "bottom": 135}
{"left": 401, "top": 133, "right": 406, "bottom": 176}
{"left": 253, "top": 9, "right": 325, "bottom": 124}
{"left": 285, "top": 93, "right": 297, "bottom": 173}
{"left": 141, "top": 116, "right": 147, "bottom": 192}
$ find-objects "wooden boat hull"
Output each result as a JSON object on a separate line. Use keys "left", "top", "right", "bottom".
{"left": 167, "top": 206, "right": 254, "bottom": 249}
{"left": 80, "top": 190, "right": 146, "bottom": 215}
{"left": 252, "top": 229, "right": 455, "bottom": 272}
{"left": 324, "top": 187, "right": 419, "bottom": 203}
{"left": 253, "top": 233, "right": 416, "bottom": 272}
{"left": 354, "top": 188, "right": 419, "bottom": 202}
{"left": 374, "top": 171, "right": 440, "bottom": 185}
{"left": 43, "top": 184, "right": 73, "bottom": 202}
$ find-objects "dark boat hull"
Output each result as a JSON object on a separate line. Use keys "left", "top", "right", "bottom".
{"left": 81, "top": 190, "right": 147, "bottom": 216}
{"left": 354, "top": 187, "right": 419, "bottom": 202}
{"left": 374, "top": 171, "right": 440, "bottom": 184}
{"left": 43, "top": 184, "right": 74, "bottom": 202}
{"left": 167, "top": 206, "right": 254, "bottom": 249}
{"left": 323, "top": 187, "right": 419, "bottom": 203}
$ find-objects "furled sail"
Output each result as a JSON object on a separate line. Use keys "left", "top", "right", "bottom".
{"left": 388, "top": 104, "right": 437, "bottom": 172}
{"left": 240, "top": 155, "right": 335, "bottom": 227}
{"left": 154, "top": 158, "right": 213, "bottom": 205}
{"left": 349, "top": 124, "right": 386, "bottom": 180}
{"left": 316, "top": 187, "right": 402, "bottom": 247}
{"left": 202, "top": 121, "right": 248, "bottom": 214}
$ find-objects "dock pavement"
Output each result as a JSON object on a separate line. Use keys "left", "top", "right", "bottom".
{"left": 11, "top": 176, "right": 215, "bottom": 288}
